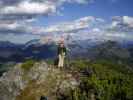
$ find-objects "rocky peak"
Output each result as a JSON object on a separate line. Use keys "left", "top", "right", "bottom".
{"left": 0, "top": 61, "right": 79, "bottom": 100}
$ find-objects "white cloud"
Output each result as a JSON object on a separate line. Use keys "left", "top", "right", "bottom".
{"left": 2, "top": 0, "right": 132, "bottom": 43}
{"left": 33, "top": 16, "right": 102, "bottom": 34}
{"left": 67, "top": 0, "right": 89, "bottom": 4}
{"left": 109, "top": 16, "right": 133, "bottom": 32}
{"left": 0, "top": 14, "right": 133, "bottom": 43}
{"left": 0, "top": 0, "right": 89, "bottom": 17}
{"left": 111, "top": 21, "right": 119, "bottom": 27}
{"left": 0, "top": 0, "right": 91, "bottom": 35}
{"left": 112, "top": 16, "right": 133, "bottom": 28}
{"left": 1, "top": 1, "right": 56, "bottom": 15}
{"left": 123, "top": 16, "right": 133, "bottom": 28}
{"left": 36, "top": 16, "right": 133, "bottom": 43}
{"left": 0, "top": 21, "right": 20, "bottom": 30}
{"left": 92, "top": 28, "right": 101, "bottom": 32}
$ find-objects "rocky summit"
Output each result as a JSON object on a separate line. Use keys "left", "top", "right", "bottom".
{"left": 0, "top": 59, "right": 133, "bottom": 100}
{"left": 0, "top": 61, "right": 79, "bottom": 100}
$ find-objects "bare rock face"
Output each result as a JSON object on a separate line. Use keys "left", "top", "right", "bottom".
{"left": 0, "top": 63, "right": 24, "bottom": 100}
{"left": 0, "top": 61, "right": 79, "bottom": 100}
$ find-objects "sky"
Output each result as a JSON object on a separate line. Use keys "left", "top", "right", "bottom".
{"left": 0, "top": 0, "right": 133, "bottom": 44}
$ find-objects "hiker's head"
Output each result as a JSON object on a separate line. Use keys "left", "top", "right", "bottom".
{"left": 58, "top": 39, "right": 65, "bottom": 47}
{"left": 59, "top": 42, "right": 64, "bottom": 47}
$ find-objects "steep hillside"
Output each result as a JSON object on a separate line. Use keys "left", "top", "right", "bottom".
{"left": 0, "top": 59, "right": 133, "bottom": 100}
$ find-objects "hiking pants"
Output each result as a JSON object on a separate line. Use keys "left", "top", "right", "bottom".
{"left": 58, "top": 53, "right": 65, "bottom": 68}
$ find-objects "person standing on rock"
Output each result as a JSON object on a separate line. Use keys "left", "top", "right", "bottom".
{"left": 57, "top": 40, "right": 67, "bottom": 68}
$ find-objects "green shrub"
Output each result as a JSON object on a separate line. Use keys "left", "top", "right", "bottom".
{"left": 45, "top": 59, "right": 54, "bottom": 65}
{"left": 21, "top": 59, "right": 35, "bottom": 71}
{"left": 70, "top": 60, "right": 90, "bottom": 71}
{"left": 66, "top": 59, "right": 133, "bottom": 100}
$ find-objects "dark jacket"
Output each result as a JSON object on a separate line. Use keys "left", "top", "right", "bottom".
{"left": 57, "top": 46, "right": 67, "bottom": 55}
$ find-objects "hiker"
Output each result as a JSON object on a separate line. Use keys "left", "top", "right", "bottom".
{"left": 57, "top": 40, "right": 67, "bottom": 68}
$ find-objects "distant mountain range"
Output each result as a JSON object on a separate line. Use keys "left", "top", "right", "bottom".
{"left": 87, "top": 41, "right": 133, "bottom": 64}
{"left": 0, "top": 40, "right": 57, "bottom": 62}
{"left": 0, "top": 40, "right": 133, "bottom": 63}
